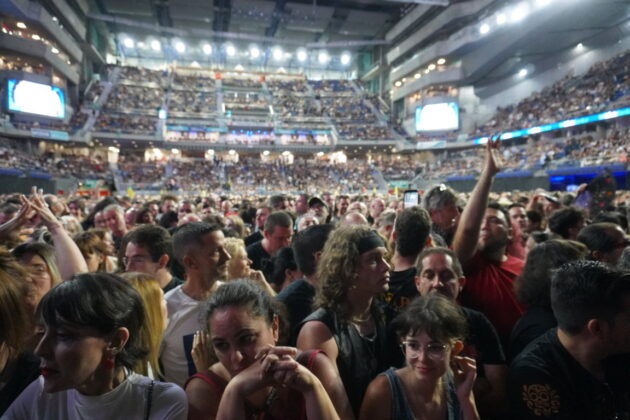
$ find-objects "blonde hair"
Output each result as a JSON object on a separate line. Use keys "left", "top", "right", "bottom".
{"left": 120, "top": 272, "right": 165, "bottom": 377}
{"left": 224, "top": 237, "right": 246, "bottom": 281}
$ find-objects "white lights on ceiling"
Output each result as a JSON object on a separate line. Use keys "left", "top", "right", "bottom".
{"left": 437, "top": 58, "right": 446, "bottom": 65}
{"left": 250, "top": 46, "right": 260, "bottom": 58}
{"left": 510, "top": 2, "right": 530, "bottom": 22}
{"left": 394, "top": 81, "right": 402, "bottom": 87}
{"left": 51, "top": 47, "right": 59, "bottom": 54}
{"left": 226, "top": 44, "right": 236, "bottom": 56}
{"left": 151, "top": 40, "right": 161, "bottom": 51}
{"left": 340, "top": 52, "right": 351, "bottom": 66}
{"left": 16, "top": 22, "right": 26, "bottom": 29}
{"left": 479, "top": 24, "right": 490, "bottom": 35}
{"left": 123, "top": 38, "right": 134, "bottom": 48}
{"left": 414, "top": 73, "right": 421, "bottom": 79}
{"left": 272, "top": 47, "right": 284, "bottom": 61}
{"left": 175, "top": 41, "right": 186, "bottom": 53}
{"left": 297, "top": 49, "right": 307, "bottom": 62}
{"left": 428, "top": 63, "right": 436, "bottom": 70}
{"left": 32, "top": 34, "right": 40, "bottom": 41}
{"left": 518, "top": 68, "right": 528, "bottom": 77}
{"left": 496, "top": 13, "right": 507, "bottom": 25}
{"left": 202, "top": 44, "right": 212, "bottom": 55}
{"left": 318, "top": 51, "right": 330, "bottom": 64}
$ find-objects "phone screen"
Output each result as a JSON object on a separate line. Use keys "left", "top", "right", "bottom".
{"left": 403, "top": 190, "right": 419, "bottom": 208}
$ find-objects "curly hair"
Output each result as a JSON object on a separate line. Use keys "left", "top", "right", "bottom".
{"left": 314, "top": 225, "right": 385, "bottom": 319}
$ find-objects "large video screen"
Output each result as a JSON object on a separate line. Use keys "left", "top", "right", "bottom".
{"left": 415, "top": 102, "right": 459, "bottom": 132}
{"left": 7, "top": 79, "right": 65, "bottom": 119}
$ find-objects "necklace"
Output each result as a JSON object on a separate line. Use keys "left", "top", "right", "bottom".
{"left": 351, "top": 309, "right": 372, "bottom": 324}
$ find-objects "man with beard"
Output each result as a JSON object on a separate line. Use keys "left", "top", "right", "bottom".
{"left": 160, "top": 222, "right": 230, "bottom": 386}
{"left": 453, "top": 139, "right": 525, "bottom": 347}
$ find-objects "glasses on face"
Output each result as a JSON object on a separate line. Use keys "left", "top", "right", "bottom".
{"left": 400, "top": 340, "right": 449, "bottom": 360}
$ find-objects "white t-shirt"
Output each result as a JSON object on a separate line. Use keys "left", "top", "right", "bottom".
{"left": 160, "top": 285, "right": 205, "bottom": 387}
{"left": 2, "top": 373, "right": 187, "bottom": 420}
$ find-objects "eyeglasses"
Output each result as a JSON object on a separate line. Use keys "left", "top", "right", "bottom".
{"left": 400, "top": 341, "right": 449, "bottom": 360}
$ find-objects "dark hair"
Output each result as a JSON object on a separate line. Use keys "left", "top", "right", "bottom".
{"left": 269, "top": 195, "right": 287, "bottom": 210}
{"left": 204, "top": 280, "right": 276, "bottom": 328}
{"left": 172, "top": 222, "right": 221, "bottom": 264}
{"left": 594, "top": 211, "right": 628, "bottom": 232}
{"left": 515, "top": 240, "right": 588, "bottom": 308}
{"left": 124, "top": 224, "right": 172, "bottom": 262}
{"left": 85, "top": 197, "right": 117, "bottom": 227}
{"left": 292, "top": 224, "right": 335, "bottom": 276}
{"left": 423, "top": 184, "right": 457, "bottom": 211}
{"left": 133, "top": 207, "right": 153, "bottom": 225}
{"left": 158, "top": 210, "right": 178, "bottom": 229}
{"left": 392, "top": 294, "right": 467, "bottom": 343}
{"left": 526, "top": 210, "right": 543, "bottom": 224}
{"left": 269, "top": 247, "right": 298, "bottom": 287}
{"left": 416, "top": 247, "right": 464, "bottom": 278}
{"left": 487, "top": 201, "right": 511, "bottom": 227}
{"left": 37, "top": 273, "right": 148, "bottom": 369}
{"left": 548, "top": 207, "right": 585, "bottom": 239}
{"left": 263, "top": 211, "right": 293, "bottom": 234}
{"left": 577, "top": 222, "right": 624, "bottom": 254}
{"left": 551, "top": 260, "right": 630, "bottom": 334}
{"left": 530, "top": 231, "right": 549, "bottom": 245}
{"left": 394, "top": 206, "right": 431, "bottom": 258}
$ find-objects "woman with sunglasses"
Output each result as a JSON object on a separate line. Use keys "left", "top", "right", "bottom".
{"left": 359, "top": 294, "right": 479, "bottom": 420}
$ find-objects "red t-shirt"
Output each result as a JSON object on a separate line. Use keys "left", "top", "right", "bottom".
{"left": 460, "top": 252, "right": 525, "bottom": 344}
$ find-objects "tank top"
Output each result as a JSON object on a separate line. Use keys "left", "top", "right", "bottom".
{"left": 383, "top": 367, "right": 463, "bottom": 420}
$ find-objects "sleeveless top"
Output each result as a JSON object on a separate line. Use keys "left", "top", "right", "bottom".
{"left": 299, "top": 307, "right": 388, "bottom": 416}
{"left": 184, "top": 350, "right": 321, "bottom": 420}
{"left": 383, "top": 368, "right": 463, "bottom": 420}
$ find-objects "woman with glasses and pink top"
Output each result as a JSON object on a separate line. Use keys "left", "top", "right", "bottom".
{"left": 359, "top": 294, "right": 479, "bottom": 420}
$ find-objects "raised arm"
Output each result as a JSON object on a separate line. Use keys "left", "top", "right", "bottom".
{"left": 29, "top": 189, "right": 88, "bottom": 278}
{"left": 452, "top": 139, "right": 502, "bottom": 263}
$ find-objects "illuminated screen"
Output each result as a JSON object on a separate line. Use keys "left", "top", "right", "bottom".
{"left": 415, "top": 102, "right": 459, "bottom": 132}
{"left": 7, "top": 79, "right": 65, "bottom": 119}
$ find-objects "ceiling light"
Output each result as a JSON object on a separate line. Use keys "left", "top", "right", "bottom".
{"left": 175, "top": 41, "right": 186, "bottom": 53}
{"left": 510, "top": 2, "right": 530, "bottom": 22}
{"left": 518, "top": 68, "right": 528, "bottom": 77}
{"left": 535, "top": 0, "right": 551, "bottom": 7}
{"left": 226, "top": 45, "right": 236, "bottom": 56}
{"left": 51, "top": 47, "right": 59, "bottom": 54}
{"left": 402, "top": 78, "right": 406, "bottom": 82}
{"left": 203, "top": 44, "right": 212, "bottom": 55}
{"left": 297, "top": 49, "right": 307, "bottom": 62}
{"left": 479, "top": 24, "right": 490, "bottom": 35}
{"left": 437, "top": 58, "right": 446, "bottom": 65}
{"left": 273, "top": 47, "right": 283, "bottom": 61}
{"left": 394, "top": 81, "right": 402, "bottom": 87}
{"left": 340, "top": 53, "right": 351, "bottom": 66}
{"left": 137, "top": 42, "right": 145, "bottom": 49}
{"left": 414, "top": 73, "right": 421, "bottom": 79}
{"left": 16, "top": 22, "right": 26, "bottom": 29}
{"left": 496, "top": 13, "right": 507, "bottom": 25}
{"left": 123, "top": 38, "right": 134, "bottom": 48}
{"left": 576, "top": 43, "right": 584, "bottom": 50}
{"left": 250, "top": 46, "right": 260, "bottom": 58}
{"left": 318, "top": 51, "right": 329, "bottom": 64}
{"left": 235, "top": 64, "right": 244, "bottom": 71}
{"left": 31, "top": 34, "right": 40, "bottom": 41}
{"left": 151, "top": 40, "right": 161, "bottom": 51}
{"left": 428, "top": 63, "right": 436, "bottom": 70}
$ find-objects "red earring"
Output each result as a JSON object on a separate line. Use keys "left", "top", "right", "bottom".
{"left": 103, "top": 356, "right": 115, "bottom": 369}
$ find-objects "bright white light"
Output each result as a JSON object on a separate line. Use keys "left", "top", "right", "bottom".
{"left": 235, "top": 64, "right": 244, "bottom": 71}
{"left": 402, "top": 78, "right": 406, "bottom": 82}
{"left": 394, "top": 81, "right": 402, "bottom": 87}
{"left": 123, "top": 38, "right": 134, "bottom": 48}
{"left": 414, "top": 73, "right": 421, "bottom": 79}
{"left": 250, "top": 46, "right": 260, "bottom": 58}
{"left": 282, "top": 151, "right": 291, "bottom": 156}
{"left": 262, "top": 150, "right": 270, "bottom": 156}
{"left": 228, "top": 149, "right": 236, "bottom": 155}
{"left": 317, "top": 152, "right": 324, "bottom": 157}
{"left": 278, "top": 67, "right": 287, "bottom": 73}
{"left": 203, "top": 44, "right": 212, "bottom": 55}
{"left": 226, "top": 45, "right": 236, "bottom": 56}
{"left": 151, "top": 40, "right": 161, "bottom": 51}
{"left": 518, "top": 68, "right": 528, "bottom": 77}
{"left": 191, "top": 61, "right": 200, "bottom": 67}
{"left": 32, "top": 34, "right": 40, "bottom": 41}
{"left": 511, "top": 2, "right": 530, "bottom": 22}
{"left": 318, "top": 51, "right": 329, "bottom": 64}
{"left": 137, "top": 42, "right": 145, "bottom": 49}
{"left": 175, "top": 41, "right": 186, "bottom": 53}
{"left": 171, "top": 148, "right": 180, "bottom": 154}
{"left": 297, "top": 49, "right": 307, "bottom": 62}
{"left": 16, "top": 22, "right": 26, "bottom": 29}
{"left": 496, "top": 13, "right": 507, "bottom": 25}
{"left": 51, "top": 47, "right": 59, "bottom": 54}
{"left": 437, "top": 58, "right": 446, "bottom": 65}
{"left": 535, "top": 0, "right": 551, "bottom": 7}
{"left": 576, "top": 43, "right": 584, "bottom": 50}
{"left": 480, "top": 24, "right": 490, "bottom": 35}
{"left": 273, "top": 47, "right": 283, "bottom": 61}
{"left": 340, "top": 53, "right": 351, "bottom": 66}
{"left": 428, "top": 63, "right": 436, "bottom": 71}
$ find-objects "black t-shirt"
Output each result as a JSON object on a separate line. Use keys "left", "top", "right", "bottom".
{"left": 276, "top": 278, "right": 316, "bottom": 346}
{"left": 244, "top": 230, "right": 263, "bottom": 247}
{"left": 380, "top": 267, "right": 419, "bottom": 319}
{"left": 508, "top": 329, "right": 630, "bottom": 420}
{"left": 460, "top": 306, "right": 506, "bottom": 377}
{"left": 0, "top": 352, "right": 40, "bottom": 414}
{"left": 509, "top": 306, "right": 557, "bottom": 362}
{"left": 246, "top": 240, "right": 273, "bottom": 279}
{"left": 162, "top": 275, "right": 184, "bottom": 294}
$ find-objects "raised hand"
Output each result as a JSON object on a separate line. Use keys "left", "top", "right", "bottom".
{"left": 452, "top": 355, "right": 477, "bottom": 403}
{"left": 191, "top": 330, "right": 215, "bottom": 372}
{"left": 484, "top": 137, "right": 503, "bottom": 177}
{"left": 27, "top": 187, "right": 62, "bottom": 231}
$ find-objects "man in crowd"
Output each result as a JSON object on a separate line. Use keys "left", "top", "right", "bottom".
{"left": 244, "top": 205, "right": 271, "bottom": 246}
{"left": 308, "top": 196, "right": 330, "bottom": 224}
{"left": 423, "top": 184, "right": 460, "bottom": 246}
{"left": 246, "top": 211, "right": 293, "bottom": 280}
{"left": 160, "top": 222, "right": 230, "bottom": 386}
{"left": 509, "top": 261, "right": 630, "bottom": 419}
{"left": 368, "top": 197, "right": 386, "bottom": 225}
{"left": 453, "top": 139, "right": 525, "bottom": 346}
{"left": 277, "top": 223, "right": 334, "bottom": 344}
{"left": 548, "top": 207, "right": 585, "bottom": 240}
{"left": 416, "top": 247, "right": 507, "bottom": 417}
{"left": 102, "top": 204, "right": 128, "bottom": 250}
{"left": 577, "top": 222, "right": 630, "bottom": 265}
{"left": 122, "top": 224, "right": 182, "bottom": 293}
